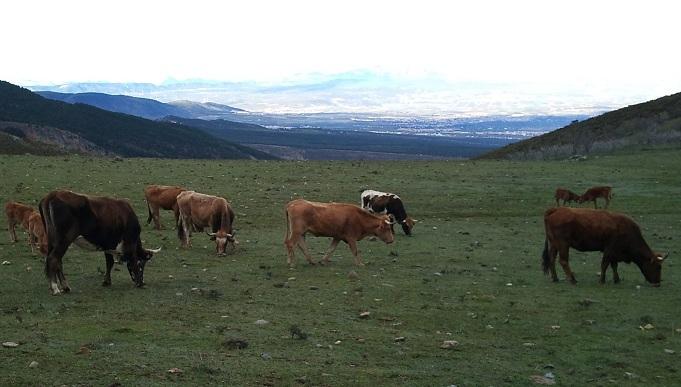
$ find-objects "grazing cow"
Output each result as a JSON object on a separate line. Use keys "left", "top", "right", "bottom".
{"left": 144, "top": 185, "right": 186, "bottom": 230}
{"left": 554, "top": 188, "right": 580, "bottom": 206}
{"left": 360, "top": 190, "right": 416, "bottom": 235}
{"left": 176, "top": 191, "right": 236, "bottom": 255}
{"left": 542, "top": 207, "right": 666, "bottom": 286}
{"left": 579, "top": 186, "right": 613, "bottom": 209}
{"left": 5, "top": 201, "right": 34, "bottom": 243}
{"left": 27, "top": 211, "right": 47, "bottom": 255}
{"left": 284, "top": 199, "right": 395, "bottom": 266}
{"left": 39, "top": 190, "right": 160, "bottom": 295}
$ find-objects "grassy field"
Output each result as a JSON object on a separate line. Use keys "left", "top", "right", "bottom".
{"left": 0, "top": 150, "right": 680, "bottom": 386}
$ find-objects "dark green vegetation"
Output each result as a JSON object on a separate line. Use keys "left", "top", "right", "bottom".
{"left": 1, "top": 151, "right": 680, "bottom": 386}
{"left": 167, "top": 116, "right": 496, "bottom": 160}
{"left": 0, "top": 81, "right": 273, "bottom": 159}
{"left": 482, "top": 92, "right": 681, "bottom": 160}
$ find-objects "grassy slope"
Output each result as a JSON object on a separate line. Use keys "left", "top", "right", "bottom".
{"left": 0, "top": 81, "right": 275, "bottom": 160}
{"left": 0, "top": 152, "right": 680, "bottom": 386}
{"left": 481, "top": 92, "right": 681, "bottom": 160}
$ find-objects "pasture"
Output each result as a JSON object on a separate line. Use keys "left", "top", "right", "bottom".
{"left": 1, "top": 150, "right": 680, "bottom": 386}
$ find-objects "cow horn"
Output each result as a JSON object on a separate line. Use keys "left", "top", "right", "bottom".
{"left": 657, "top": 253, "right": 669, "bottom": 262}
{"left": 147, "top": 247, "right": 162, "bottom": 253}
{"left": 385, "top": 219, "right": 396, "bottom": 225}
{"left": 205, "top": 231, "right": 217, "bottom": 237}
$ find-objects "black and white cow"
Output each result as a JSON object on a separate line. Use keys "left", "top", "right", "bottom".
{"left": 360, "top": 190, "right": 416, "bottom": 235}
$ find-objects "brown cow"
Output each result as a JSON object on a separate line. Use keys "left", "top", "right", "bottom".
{"left": 39, "top": 190, "right": 160, "bottom": 295}
{"left": 176, "top": 191, "right": 236, "bottom": 255}
{"left": 554, "top": 188, "right": 580, "bottom": 206}
{"left": 144, "top": 185, "right": 186, "bottom": 230}
{"left": 542, "top": 207, "right": 666, "bottom": 286}
{"left": 27, "top": 211, "right": 47, "bottom": 255}
{"left": 578, "top": 186, "right": 613, "bottom": 209}
{"left": 5, "top": 201, "right": 34, "bottom": 243}
{"left": 284, "top": 199, "right": 395, "bottom": 267}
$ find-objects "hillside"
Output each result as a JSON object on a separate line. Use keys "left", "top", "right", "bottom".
{"left": 0, "top": 81, "right": 275, "bottom": 159}
{"left": 36, "top": 91, "right": 243, "bottom": 120}
{"left": 479, "top": 92, "right": 681, "bottom": 160}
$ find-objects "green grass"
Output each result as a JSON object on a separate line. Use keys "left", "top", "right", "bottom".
{"left": 1, "top": 151, "right": 680, "bottom": 386}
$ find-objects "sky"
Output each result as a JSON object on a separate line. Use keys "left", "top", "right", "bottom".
{"left": 3, "top": 0, "right": 681, "bottom": 113}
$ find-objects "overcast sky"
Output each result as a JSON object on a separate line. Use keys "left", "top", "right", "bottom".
{"left": 3, "top": 0, "right": 681, "bottom": 111}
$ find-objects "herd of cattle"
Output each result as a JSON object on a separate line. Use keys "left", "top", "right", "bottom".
{"left": 3, "top": 183, "right": 668, "bottom": 295}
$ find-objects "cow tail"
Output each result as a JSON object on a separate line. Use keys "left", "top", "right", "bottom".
{"left": 39, "top": 198, "right": 56, "bottom": 277}
{"left": 177, "top": 211, "right": 186, "bottom": 242}
{"left": 541, "top": 238, "right": 551, "bottom": 275}
{"left": 146, "top": 198, "right": 153, "bottom": 224}
{"left": 284, "top": 207, "right": 291, "bottom": 241}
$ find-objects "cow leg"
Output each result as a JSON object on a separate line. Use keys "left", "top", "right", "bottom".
{"left": 599, "top": 258, "right": 609, "bottom": 284}
{"left": 45, "top": 244, "right": 69, "bottom": 295}
{"left": 8, "top": 220, "right": 17, "bottom": 243}
{"left": 57, "top": 260, "right": 71, "bottom": 293}
{"left": 172, "top": 205, "right": 180, "bottom": 230}
{"left": 557, "top": 246, "right": 576, "bottom": 284}
{"left": 153, "top": 205, "right": 162, "bottom": 230}
{"left": 284, "top": 233, "right": 297, "bottom": 266}
{"left": 321, "top": 238, "right": 340, "bottom": 264}
{"left": 549, "top": 245, "right": 559, "bottom": 282}
{"left": 347, "top": 240, "right": 364, "bottom": 266}
{"left": 103, "top": 253, "right": 114, "bottom": 286}
{"left": 611, "top": 261, "right": 620, "bottom": 283}
{"left": 593, "top": 200, "right": 598, "bottom": 209}
{"left": 296, "top": 237, "right": 317, "bottom": 265}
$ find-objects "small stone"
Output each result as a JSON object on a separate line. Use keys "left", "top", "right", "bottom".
{"left": 440, "top": 340, "right": 459, "bottom": 349}
{"left": 334, "top": 340, "right": 341, "bottom": 345}
{"left": 642, "top": 323, "right": 654, "bottom": 330}
{"left": 544, "top": 372, "right": 555, "bottom": 379}
{"left": 356, "top": 338, "right": 365, "bottom": 343}
{"left": 261, "top": 352, "right": 272, "bottom": 360}
{"left": 254, "top": 319, "right": 269, "bottom": 325}
{"left": 551, "top": 325, "right": 560, "bottom": 330}
{"left": 309, "top": 286, "right": 319, "bottom": 290}
{"left": 664, "top": 349, "right": 675, "bottom": 354}
{"left": 523, "top": 342, "right": 536, "bottom": 347}
{"left": 76, "top": 346, "right": 91, "bottom": 355}
{"left": 168, "top": 275, "right": 174, "bottom": 279}
{"left": 359, "top": 311, "right": 370, "bottom": 319}
{"left": 28, "top": 361, "right": 39, "bottom": 368}
{"left": 529, "top": 375, "right": 555, "bottom": 385}
{"left": 2, "top": 342, "right": 19, "bottom": 348}
{"left": 506, "top": 283, "right": 513, "bottom": 286}
{"left": 168, "top": 367, "right": 183, "bottom": 374}
{"left": 394, "top": 336, "right": 406, "bottom": 342}
{"left": 1, "top": 261, "right": 11, "bottom": 265}
{"left": 347, "top": 271, "right": 359, "bottom": 280}
{"left": 175, "top": 292, "right": 183, "bottom": 296}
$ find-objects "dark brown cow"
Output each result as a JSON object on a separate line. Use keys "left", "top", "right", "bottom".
{"left": 360, "top": 190, "right": 416, "bottom": 235}
{"left": 39, "top": 190, "right": 160, "bottom": 295}
{"left": 542, "top": 207, "right": 666, "bottom": 286}
{"left": 284, "top": 199, "right": 395, "bottom": 266}
{"left": 554, "top": 188, "right": 580, "bottom": 206}
{"left": 5, "top": 201, "right": 34, "bottom": 243}
{"left": 144, "top": 185, "right": 186, "bottom": 230}
{"left": 578, "top": 186, "right": 613, "bottom": 209}
{"left": 27, "top": 211, "right": 47, "bottom": 255}
{"left": 176, "top": 191, "right": 236, "bottom": 255}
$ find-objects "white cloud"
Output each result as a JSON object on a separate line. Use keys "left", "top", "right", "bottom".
{"left": 2, "top": 0, "right": 681, "bottom": 112}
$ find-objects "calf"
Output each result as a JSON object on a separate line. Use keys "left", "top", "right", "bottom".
{"left": 285, "top": 199, "right": 394, "bottom": 266}
{"left": 27, "top": 211, "right": 47, "bottom": 255}
{"left": 579, "top": 186, "right": 613, "bottom": 209}
{"left": 542, "top": 207, "right": 666, "bottom": 286}
{"left": 360, "top": 190, "right": 416, "bottom": 235}
{"left": 144, "top": 185, "right": 186, "bottom": 229}
{"left": 5, "top": 201, "right": 34, "bottom": 243}
{"left": 176, "top": 191, "right": 236, "bottom": 255}
{"left": 554, "top": 188, "right": 580, "bottom": 206}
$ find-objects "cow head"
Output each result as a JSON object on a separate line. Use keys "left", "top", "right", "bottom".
{"left": 206, "top": 230, "right": 236, "bottom": 256}
{"left": 401, "top": 217, "right": 417, "bottom": 236}
{"left": 639, "top": 252, "right": 667, "bottom": 286}
{"left": 118, "top": 242, "right": 160, "bottom": 287}
{"left": 374, "top": 216, "right": 395, "bottom": 244}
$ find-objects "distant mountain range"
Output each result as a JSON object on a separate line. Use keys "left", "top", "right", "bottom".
{"left": 479, "top": 92, "right": 681, "bottom": 159}
{"left": 36, "top": 91, "right": 243, "bottom": 120}
{"left": 0, "top": 81, "right": 274, "bottom": 159}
